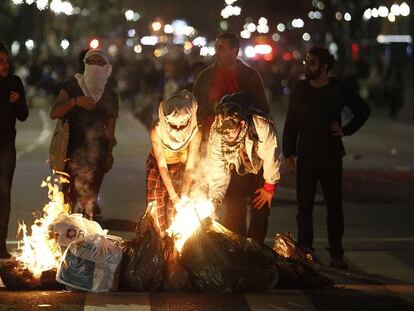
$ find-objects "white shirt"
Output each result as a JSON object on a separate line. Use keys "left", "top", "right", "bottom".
{"left": 207, "top": 115, "right": 281, "bottom": 201}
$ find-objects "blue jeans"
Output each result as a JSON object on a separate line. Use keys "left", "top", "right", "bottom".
{"left": 0, "top": 143, "right": 16, "bottom": 250}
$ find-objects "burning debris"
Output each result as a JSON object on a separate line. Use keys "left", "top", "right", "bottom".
{"left": 0, "top": 175, "right": 70, "bottom": 289}
{"left": 0, "top": 258, "right": 62, "bottom": 290}
{"left": 0, "top": 174, "right": 113, "bottom": 290}
{"left": 0, "top": 176, "right": 332, "bottom": 292}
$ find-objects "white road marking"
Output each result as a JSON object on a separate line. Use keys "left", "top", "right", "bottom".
{"left": 83, "top": 292, "right": 151, "bottom": 311}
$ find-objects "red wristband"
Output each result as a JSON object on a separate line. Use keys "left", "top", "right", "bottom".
{"left": 263, "top": 182, "right": 276, "bottom": 194}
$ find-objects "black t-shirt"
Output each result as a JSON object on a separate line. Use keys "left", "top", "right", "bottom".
{"left": 0, "top": 75, "right": 28, "bottom": 147}
{"left": 60, "top": 76, "right": 118, "bottom": 165}
{"left": 283, "top": 78, "right": 370, "bottom": 163}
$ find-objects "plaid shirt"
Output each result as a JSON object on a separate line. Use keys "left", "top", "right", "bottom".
{"left": 146, "top": 153, "right": 184, "bottom": 231}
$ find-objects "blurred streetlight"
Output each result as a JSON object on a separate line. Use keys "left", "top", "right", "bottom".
{"left": 400, "top": 2, "right": 410, "bottom": 17}
{"left": 240, "top": 30, "right": 251, "bottom": 39}
{"left": 89, "top": 39, "right": 99, "bottom": 49}
{"left": 134, "top": 44, "right": 142, "bottom": 54}
{"left": 152, "top": 21, "right": 162, "bottom": 32}
{"left": 302, "top": 33, "right": 311, "bottom": 41}
{"left": 277, "top": 23, "right": 285, "bottom": 32}
{"left": 164, "top": 24, "right": 174, "bottom": 34}
{"left": 221, "top": 5, "right": 241, "bottom": 18}
{"left": 36, "top": 0, "right": 48, "bottom": 10}
{"left": 60, "top": 39, "right": 70, "bottom": 50}
{"left": 25, "top": 39, "right": 35, "bottom": 51}
{"left": 11, "top": 41, "right": 20, "bottom": 56}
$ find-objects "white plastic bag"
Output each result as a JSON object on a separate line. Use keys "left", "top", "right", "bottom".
{"left": 56, "top": 234, "right": 122, "bottom": 292}
{"left": 50, "top": 213, "right": 106, "bottom": 248}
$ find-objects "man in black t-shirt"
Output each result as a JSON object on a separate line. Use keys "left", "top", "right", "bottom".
{"left": 283, "top": 47, "right": 370, "bottom": 269}
{"left": 0, "top": 42, "right": 28, "bottom": 258}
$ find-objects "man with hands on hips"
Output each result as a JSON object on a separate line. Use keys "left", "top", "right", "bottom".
{"left": 283, "top": 46, "right": 370, "bottom": 269}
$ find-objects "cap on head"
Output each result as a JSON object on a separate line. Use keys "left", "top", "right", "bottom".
{"left": 162, "top": 89, "right": 197, "bottom": 127}
{"left": 84, "top": 49, "right": 110, "bottom": 64}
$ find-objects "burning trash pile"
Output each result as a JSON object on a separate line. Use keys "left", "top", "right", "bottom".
{"left": 0, "top": 176, "right": 332, "bottom": 293}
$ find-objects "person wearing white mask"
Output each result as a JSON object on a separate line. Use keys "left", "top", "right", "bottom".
{"left": 50, "top": 49, "right": 118, "bottom": 220}
{"left": 146, "top": 89, "right": 202, "bottom": 232}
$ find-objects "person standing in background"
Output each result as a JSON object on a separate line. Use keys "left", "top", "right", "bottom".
{"left": 50, "top": 49, "right": 118, "bottom": 220}
{"left": 283, "top": 47, "right": 370, "bottom": 269}
{"left": 193, "top": 32, "right": 269, "bottom": 145}
{"left": 0, "top": 42, "right": 29, "bottom": 258}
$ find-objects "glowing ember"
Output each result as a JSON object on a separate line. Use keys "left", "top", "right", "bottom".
{"left": 14, "top": 174, "right": 71, "bottom": 278}
{"left": 166, "top": 196, "right": 215, "bottom": 253}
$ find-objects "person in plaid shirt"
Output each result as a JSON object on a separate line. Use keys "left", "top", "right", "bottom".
{"left": 146, "top": 89, "right": 202, "bottom": 231}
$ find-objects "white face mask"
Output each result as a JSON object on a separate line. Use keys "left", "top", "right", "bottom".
{"left": 84, "top": 64, "right": 110, "bottom": 91}
{"left": 77, "top": 64, "right": 112, "bottom": 102}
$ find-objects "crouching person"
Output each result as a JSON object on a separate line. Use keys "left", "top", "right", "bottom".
{"left": 146, "top": 90, "right": 202, "bottom": 232}
{"left": 207, "top": 91, "right": 280, "bottom": 244}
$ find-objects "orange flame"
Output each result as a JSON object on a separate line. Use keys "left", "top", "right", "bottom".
{"left": 166, "top": 196, "right": 215, "bottom": 253}
{"left": 14, "top": 175, "right": 71, "bottom": 278}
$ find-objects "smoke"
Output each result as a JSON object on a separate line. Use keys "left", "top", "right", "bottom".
{"left": 67, "top": 125, "right": 107, "bottom": 215}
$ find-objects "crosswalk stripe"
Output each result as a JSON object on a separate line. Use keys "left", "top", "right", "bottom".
{"left": 346, "top": 251, "right": 414, "bottom": 283}
{"left": 245, "top": 290, "right": 316, "bottom": 311}
{"left": 83, "top": 292, "right": 151, "bottom": 311}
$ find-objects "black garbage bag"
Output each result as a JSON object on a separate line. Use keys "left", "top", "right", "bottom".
{"left": 273, "top": 233, "right": 334, "bottom": 289}
{"left": 163, "top": 245, "right": 195, "bottom": 292}
{"left": 119, "top": 203, "right": 170, "bottom": 292}
{"left": 181, "top": 218, "right": 279, "bottom": 293}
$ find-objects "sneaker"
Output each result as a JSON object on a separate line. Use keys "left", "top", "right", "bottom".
{"left": 330, "top": 256, "right": 348, "bottom": 269}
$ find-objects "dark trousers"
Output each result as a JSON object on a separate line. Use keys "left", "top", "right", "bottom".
{"left": 0, "top": 144, "right": 16, "bottom": 251}
{"left": 296, "top": 158, "right": 344, "bottom": 257}
{"left": 222, "top": 170, "right": 269, "bottom": 244}
{"left": 62, "top": 160, "right": 105, "bottom": 218}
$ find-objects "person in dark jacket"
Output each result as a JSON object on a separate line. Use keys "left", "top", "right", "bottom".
{"left": 283, "top": 47, "right": 370, "bottom": 269}
{"left": 0, "top": 42, "right": 29, "bottom": 258}
{"left": 50, "top": 49, "right": 118, "bottom": 220}
{"left": 193, "top": 32, "right": 269, "bottom": 144}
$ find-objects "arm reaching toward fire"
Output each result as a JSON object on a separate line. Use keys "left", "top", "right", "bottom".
{"left": 206, "top": 125, "right": 231, "bottom": 206}
{"left": 150, "top": 127, "right": 180, "bottom": 206}
{"left": 180, "top": 130, "right": 202, "bottom": 197}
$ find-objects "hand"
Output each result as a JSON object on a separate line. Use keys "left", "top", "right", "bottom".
{"left": 330, "top": 122, "right": 344, "bottom": 137}
{"left": 285, "top": 157, "right": 296, "bottom": 175}
{"left": 103, "top": 153, "right": 113, "bottom": 172}
{"left": 211, "top": 198, "right": 222, "bottom": 212}
{"left": 75, "top": 96, "right": 96, "bottom": 111}
{"left": 252, "top": 188, "right": 273, "bottom": 210}
{"left": 170, "top": 193, "right": 180, "bottom": 207}
{"left": 9, "top": 91, "right": 20, "bottom": 103}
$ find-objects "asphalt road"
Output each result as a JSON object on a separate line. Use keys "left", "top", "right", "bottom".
{"left": 0, "top": 102, "right": 413, "bottom": 310}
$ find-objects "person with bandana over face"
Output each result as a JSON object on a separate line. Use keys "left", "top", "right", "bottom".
{"left": 207, "top": 91, "right": 280, "bottom": 244}
{"left": 146, "top": 89, "right": 201, "bottom": 232}
{"left": 0, "top": 42, "right": 28, "bottom": 258}
{"left": 50, "top": 49, "right": 118, "bottom": 220}
{"left": 283, "top": 47, "right": 370, "bottom": 269}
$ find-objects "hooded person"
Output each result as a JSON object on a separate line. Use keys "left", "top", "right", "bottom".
{"left": 145, "top": 89, "right": 202, "bottom": 232}
{"left": 206, "top": 91, "right": 281, "bottom": 244}
{"left": 50, "top": 48, "right": 119, "bottom": 220}
{"left": 0, "top": 42, "right": 28, "bottom": 258}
